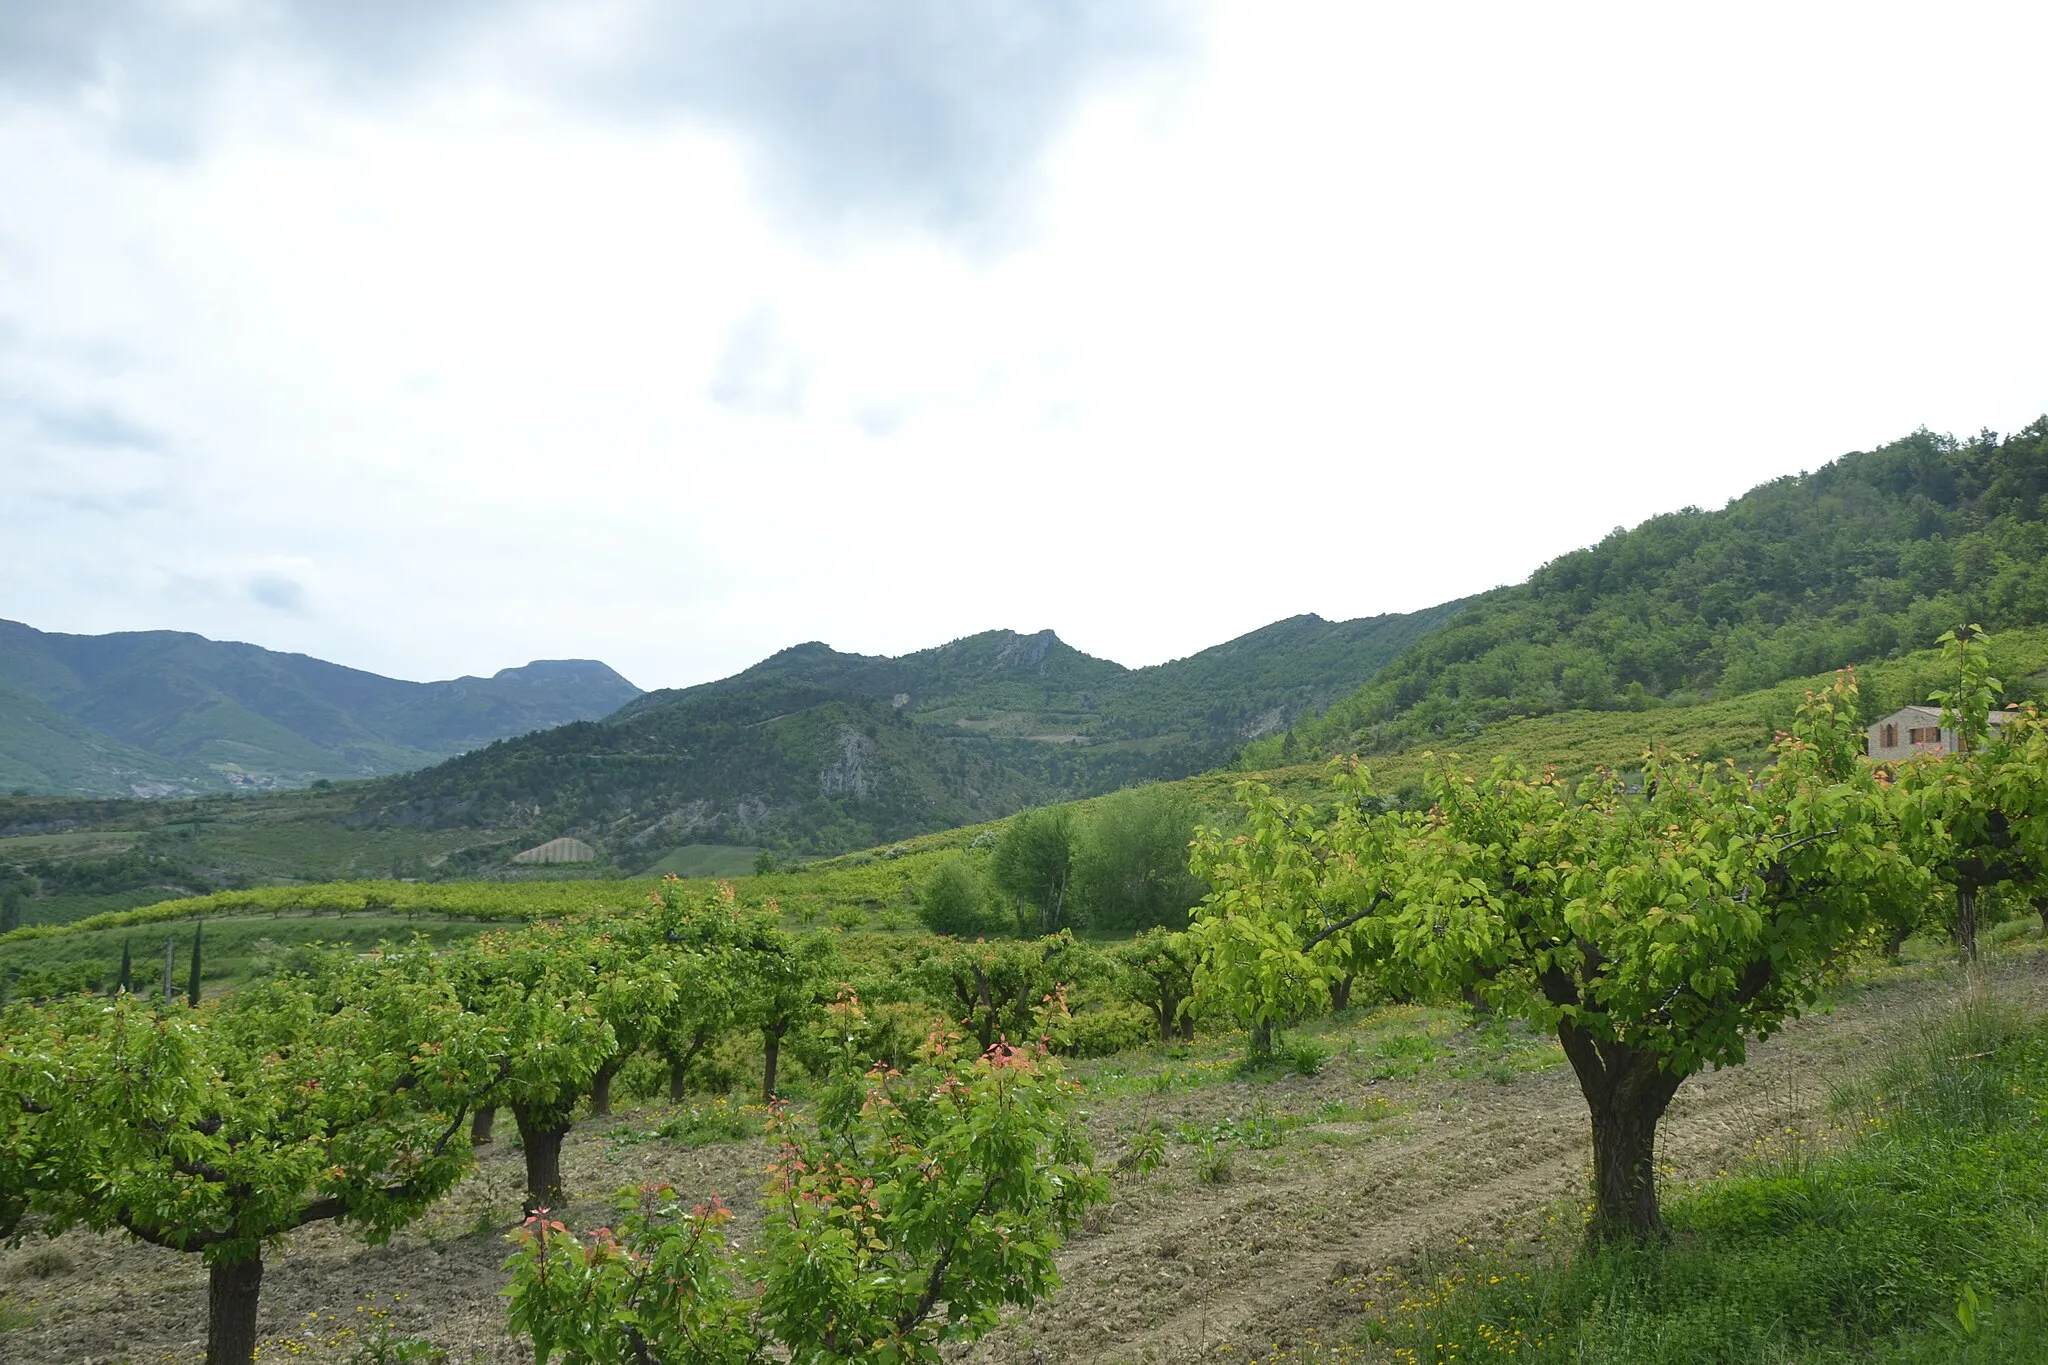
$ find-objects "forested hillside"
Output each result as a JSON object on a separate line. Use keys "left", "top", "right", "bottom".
{"left": 369, "top": 607, "right": 1460, "bottom": 859}
{"left": 0, "top": 622, "right": 642, "bottom": 795}
{"left": 1251, "top": 420, "right": 2048, "bottom": 762}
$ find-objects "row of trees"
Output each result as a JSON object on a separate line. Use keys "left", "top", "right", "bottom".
{"left": 0, "top": 880, "right": 1113, "bottom": 1365}
{"left": 920, "top": 785, "right": 1208, "bottom": 938}
{"left": 1188, "top": 630, "right": 2048, "bottom": 1246}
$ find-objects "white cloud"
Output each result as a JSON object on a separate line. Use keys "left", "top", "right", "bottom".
{"left": 2, "top": 2, "right": 2045, "bottom": 688}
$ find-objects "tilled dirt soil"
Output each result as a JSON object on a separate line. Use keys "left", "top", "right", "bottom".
{"left": 4, "top": 954, "right": 2040, "bottom": 1364}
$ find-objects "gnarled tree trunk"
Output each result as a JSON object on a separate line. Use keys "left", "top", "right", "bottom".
{"left": 1955, "top": 883, "right": 1979, "bottom": 959}
{"left": 669, "top": 1058, "right": 690, "bottom": 1102}
{"left": 512, "top": 1107, "right": 568, "bottom": 1214}
{"left": 470, "top": 1106, "right": 496, "bottom": 1145}
{"left": 1557, "top": 1019, "right": 1685, "bottom": 1244}
{"left": 590, "top": 1063, "right": 619, "bottom": 1117}
{"left": 1330, "top": 974, "right": 1355, "bottom": 1012}
{"left": 207, "top": 1254, "right": 264, "bottom": 1365}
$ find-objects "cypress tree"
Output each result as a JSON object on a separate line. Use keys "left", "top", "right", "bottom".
{"left": 116, "top": 938, "right": 133, "bottom": 994}
{"left": 188, "top": 924, "right": 203, "bottom": 1005}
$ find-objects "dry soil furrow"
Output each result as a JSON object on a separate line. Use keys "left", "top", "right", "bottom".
{"left": 964, "top": 961, "right": 2041, "bottom": 1364}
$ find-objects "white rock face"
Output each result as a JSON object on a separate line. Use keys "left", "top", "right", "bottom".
{"left": 818, "top": 727, "right": 880, "bottom": 798}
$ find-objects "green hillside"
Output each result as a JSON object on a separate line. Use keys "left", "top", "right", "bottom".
{"left": 1253, "top": 420, "right": 2048, "bottom": 763}
{"left": 0, "top": 620, "right": 642, "bottom": 795}
{"left": 363, "top": 608, "right": 1461, "bottom": 860}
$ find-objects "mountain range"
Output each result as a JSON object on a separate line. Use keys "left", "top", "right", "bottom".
{"left": 10, "top": 416, "right": 2044, "bottom": 875}
{"left": 369, "top": 606, "right": 1464, "bottom": 860}
{"left": 0, "top": 621, "right": 643, "bottom": 796}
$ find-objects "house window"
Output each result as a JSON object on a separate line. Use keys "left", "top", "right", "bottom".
{"left": 1908, "top": 726, "right": 1941, "bottom": 745}
{"left": 1881, "top": 723, "right": 1898, "bottom": 747}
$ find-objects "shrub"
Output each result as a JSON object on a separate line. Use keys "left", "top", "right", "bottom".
{"left": 504, "top": 1013, "right": 1105, "bottom": 1363}
{"left": 1060, "top": 1003, "right": 1155, "bottom": 1058}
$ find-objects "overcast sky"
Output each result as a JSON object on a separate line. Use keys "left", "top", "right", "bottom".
{"left": 4, "top": 2, "right": 2046, "bottom": 690}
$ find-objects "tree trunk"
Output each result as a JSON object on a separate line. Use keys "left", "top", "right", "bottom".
{"left": 2036, "top": 897, "right": 2048, "bottom": 933}
{"left": 590, "top": 1064, "right": 618, "bottom": 1118}
{"left": 470, "top": 1106, "right": 496, "bottom": 1145}
{"left": 1882, "top": 921, "right": 1915, "bottom": 960}
{"left": 1557, "top": 1020, "right": 1683, "bottom": 1244}
{"left": 1330, "top": 974, "right": 1355, "bottom": 1012}
{"left": 1955, "top": 884, "right": 1979, "bottom": 960}
{"left": 669, "top": 1059, "right": 690, "bottom": 1102}
{"left": 512, "top": 1108, "right": 567, "bottom": 1214}
{"left": 1178, "top": 1010, "right": 1195, "bottom": 1043}
{"left": 206, "top": 1254, "right": 264, "bottom": 1365}
{"left": 1460, "top": 982, "right": 1492, "bottom": 1019}
{"left": 762, "top": 1024, "right": 785, "bottom": 1102}
{"left": 1155, "top": 1000, "right": 1173, "bottom": 1044}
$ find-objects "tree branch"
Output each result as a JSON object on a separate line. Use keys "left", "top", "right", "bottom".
{"left": 1300, "top": 890, "right": 1392, "bottom": 953}
{"left": 897, "top": 1174, "right": 997, "bottom": 1338}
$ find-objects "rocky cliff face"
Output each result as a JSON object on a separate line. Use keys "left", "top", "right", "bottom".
{"left": 818, "top": 728, "right": 881, "bottom": 798}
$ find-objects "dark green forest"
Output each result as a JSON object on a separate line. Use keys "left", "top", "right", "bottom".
{"left": 1251, "top": 420, "right": 2048, "bottom": 763}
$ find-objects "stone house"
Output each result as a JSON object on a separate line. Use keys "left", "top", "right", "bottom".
{"left": 1866, "top": 704, "right": 2013, "bottom": 760}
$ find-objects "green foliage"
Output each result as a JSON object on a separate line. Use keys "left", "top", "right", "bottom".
{"left": 1188, "top": 761, "right": 1409, "bottom": 1057}
{"left": 504, "top": 1191, "right": 759, "bottom": 1365}
{"left": 754, "top": 1012, "right": 1105, "bottom": 1360}
{"left": 991, "top": 807, "right": 1075, "bottom": 935}
{"left": 1892, "top": 627, "right": 2048, "bottom": 956}
{"left": 1059, "top": 1002, "right": 1155, "bottom": 1058}
{"left": 909, "top": 932, "right": 1099, "bottom": 1054}
{"left": 502, "top": 1004, "right": 1106, "bottom": 1364}
{"left": 1108, "top": 928, "right": 1198, "bottom": 1044}
{"left": 916, "top": 857, "right": 1003, "bottom": 938}
{"left": 1194, "top": 669, "right": 1916, "bottom": 1242}
{"left": 1263, "top": 420, "right": 2048, "bottom": 764}
{"left": 450, "top": 926, "right": 618, "bottom": 1211}
{"left": 0, "top": 957, "right": 479, "bottom": 1363}
{"left": 1071, "top": 785, "right": 1207, "bottom": 931}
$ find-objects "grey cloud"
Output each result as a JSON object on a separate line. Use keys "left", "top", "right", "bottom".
{"left": 0, "top": 1, "right": 1189, "bottom": 231}
{"left": 582, "top": 2, "right": 1190, "bottom": 234}
{"left": 247, "top": 573, "right": 307, "bottom": 613}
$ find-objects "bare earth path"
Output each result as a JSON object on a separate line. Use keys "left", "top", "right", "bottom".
{"left": 3, "top": 952, "right": 2040, "bottom": 1363}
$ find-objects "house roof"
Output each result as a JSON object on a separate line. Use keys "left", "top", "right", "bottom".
{"left": 1870, "top": 705, "right": 2014, "bottom": 727}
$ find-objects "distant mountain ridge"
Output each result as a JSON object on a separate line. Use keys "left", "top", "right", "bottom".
{"left": 0, "top": 620, "right": 643, "bottom": 796}
{"left": 372, "top": 605, "right": 1465, "bottom": 860}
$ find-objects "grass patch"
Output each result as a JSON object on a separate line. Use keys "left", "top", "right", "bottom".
{"left": 1344, "top": 987, "right": 2048, "bottom": 1363}
{"left": 602, "top": 1098, "right": 766, "bottom": 1148}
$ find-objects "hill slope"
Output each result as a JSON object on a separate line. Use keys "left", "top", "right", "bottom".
{"left": 1254, "top": 419, "right": 2048, "bottom": 763}
{"left": 370, "top": 605, "right": 1464, "bottom": 859}
{"left": 0, "top": 621, "right": 643, "bottom": 796}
